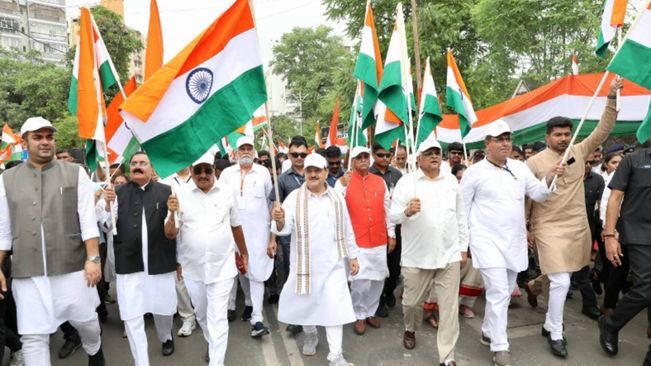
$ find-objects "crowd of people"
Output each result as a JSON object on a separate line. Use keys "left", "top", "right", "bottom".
{"left": 0, "top": 78, "right": 650, "bottom": 366}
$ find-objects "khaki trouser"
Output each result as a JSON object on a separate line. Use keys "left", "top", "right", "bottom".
{"left": 402, "top": 263, "right": 460, "bottom": 363}
{"left": 528, "top": 274, "right": 550, "bottom": 304}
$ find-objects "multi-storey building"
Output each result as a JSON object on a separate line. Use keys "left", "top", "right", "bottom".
{"left": 0, "top": 0, "right": 68, "bottom": 65}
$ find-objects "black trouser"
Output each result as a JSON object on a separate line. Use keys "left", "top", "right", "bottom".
{"left": 60, "top": 321, "right": 79, "bottom": 340}
{"left": 603, "top": 244, "right": 651, "bottom": 333}
{"left": 572, "top": 265, "right": 598, "bottom": 308}
{"left": 0, "top": 257, "right": 21, "bottom": 360}
{"left": 604, "top": 246, "right": 632, "bottom": 309}
{"left": 381, "top": 225, "right": 401, "bottom": 304}
{"left": 96, "top": 243, "right": 108, "bottom": 317}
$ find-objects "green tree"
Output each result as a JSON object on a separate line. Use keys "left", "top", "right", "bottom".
{"left": 0, "top": 49, "right": 70, "bottom": 130}
{"left": 269, "top": 114, "right": 300, "bottom": 144}
{"left": 271, "top": 26, "right": 354, "bottom": 131}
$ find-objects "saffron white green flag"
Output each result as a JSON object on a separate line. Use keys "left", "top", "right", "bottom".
{"left": 596, "top": 0, "right": 628, "bottom": 57}
{"left": 446, "top": 49, "right": 477, "bottom": 138}
{"left": 120, "top": 0, "right": 267, "bottom": 178}
{"left": 416, "top": 58, "right": 442, "bottom": 149}
{"left": 607, "top": 2, "right": 651, "bottom": 91}
{"left": 375, "top": 3, "right": 409, "bottom": 150}
{"left": 347, "top": 83, "right": 367, "bottom": 148}
{"left": 353, "top": 0, "right": 383, "bottom": 130}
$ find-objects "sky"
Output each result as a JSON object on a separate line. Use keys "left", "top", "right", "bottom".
{"left": 65, "top": 0, "right": 349, "bottom": 63}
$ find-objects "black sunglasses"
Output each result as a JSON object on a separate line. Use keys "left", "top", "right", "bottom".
{"left": 290, "top": 152, "right": 308, "bottom": 159}
{"left": 375, "top": 153, "right": 392, "bottom": 158}
{"left": 193, "top": 166, "right": 214, "bottom": 175}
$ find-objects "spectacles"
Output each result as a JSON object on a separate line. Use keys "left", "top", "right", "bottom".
{"left": 290, "top": 152, "right": 308, "bottom": 159}
{"left": 375, "top": 153, "right": 392, "bottom": 158}
{"left": 129, "top": 161, "right": 149, "bottom": 167}
{"left": 193, "top": 166, "right": 214, "bottom": 175}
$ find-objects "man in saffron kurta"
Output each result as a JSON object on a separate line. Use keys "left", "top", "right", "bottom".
{"left": 526, "top": 79, "right": 622, "bottom": 358}
{"left": 271, "top": 153, "right": 359, "bottom": 366}
{"left": 335, "top": 147, "right": 395, "bottom": 335}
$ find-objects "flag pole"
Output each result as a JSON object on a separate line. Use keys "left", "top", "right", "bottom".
{"left": 263, "top": 102, "right": 281, "bottom": 205}
{"left": 551, "top": 0, "right": 651, "bottom": 185}
{"left": 616, "top": 27, "right": 622, "bottom": 111}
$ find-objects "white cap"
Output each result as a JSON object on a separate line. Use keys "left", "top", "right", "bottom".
{"left": 304, "top": 153, "right": 327, "bottom": 169}
{"left": 417, "top": 137, "right": 442, "bottom": 155}
{"left": 484, "top": 120, "right": 511, "bottom": 138}
{"left": 350, "top": 146, "right": 370, "bottom": 159}
{"left": 20, "top": 116, "right": 57, "bottom": 136}
{"left": 236, "top": 135, "right": 254, "bottom": 149}
{"left": 192, "top": 150, "right": 215, "bottom": 166}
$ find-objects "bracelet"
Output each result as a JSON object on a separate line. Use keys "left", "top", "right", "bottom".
{"left": 603, "top": 234, "right": 616, "bottom": 238}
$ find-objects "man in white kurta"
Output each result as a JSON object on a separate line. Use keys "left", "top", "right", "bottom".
{"left": 272, "top": 153, "right": 359, "bottom": 366}
{"left": 164, "top": 153, "right": 249, "bottom": 366}
{"left": 220, "top": 136, "right": 273, "bottom": 337}
{"left": 0, "top": 117, "right": 104, "bottom": 366}
{"left": 459, "top": 121, "right": 562, "bottom": 366}
{"left": 102, "top": 152, "right": 177, "bottom": 366}
{"left": 389, "top": 137, "right": 468, "bottom": 366}
{"left": 335, "top": 147, "right": 394, "bottom": 335}
{"left": 160, "top": 166, "right": 197, "bottom": 337}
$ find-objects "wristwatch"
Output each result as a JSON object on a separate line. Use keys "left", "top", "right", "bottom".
{"left": 87, "top": 255, "right": 101, "bottom": 264}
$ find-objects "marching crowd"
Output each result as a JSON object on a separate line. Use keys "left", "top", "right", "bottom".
{"left": 0, "top": 78, "right": 650, "bottom": 366}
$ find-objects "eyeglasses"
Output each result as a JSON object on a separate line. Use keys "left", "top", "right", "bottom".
{"left": 193, "top": 166, "right": 214, "bottom": 175}
{"left": 290, "top": 152, "right": 308, "bottom": 159}
{"left": 375, "top": 153, "right": 392, "bottom": 158}
{"left": 129, "top": 161, "right": 149, "bottom": 167}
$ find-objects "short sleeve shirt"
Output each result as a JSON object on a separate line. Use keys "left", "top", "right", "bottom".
{"left": 608, "top": 148, "right": 651, "bottom": 245}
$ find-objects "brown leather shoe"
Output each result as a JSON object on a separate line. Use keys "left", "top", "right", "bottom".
{"left": 366, "top": 316, "right": 381, "bottom": 328}
{"left": 525, "top": 283, "right": 538, "bottom": 308}
{"left": 403, "top": 330, "right": 416, "bottom": 349}
{"left": 354, "top": 320, "right": 366, "bottom": 335}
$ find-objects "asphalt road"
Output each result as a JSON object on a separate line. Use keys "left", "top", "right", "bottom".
{"left": 43, "top": 284, "right": 649, "bottom": 366}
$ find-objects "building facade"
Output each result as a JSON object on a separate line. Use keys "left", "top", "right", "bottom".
{"left": 0, "top": 0, "right": 68, "bottom": 64}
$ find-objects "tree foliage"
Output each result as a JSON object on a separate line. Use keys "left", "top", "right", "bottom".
{"left": 271, "top": 26, "right": 354, "bottom": 140}
{"left": 323, "top": 0, "right": 610, "bottom": 109}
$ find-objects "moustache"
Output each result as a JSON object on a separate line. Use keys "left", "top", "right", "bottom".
{"left": 132, "top": 168, "right": 144, "bottom": 174}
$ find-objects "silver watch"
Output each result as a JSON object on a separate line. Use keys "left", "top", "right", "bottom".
{"left": 87, "top": 255, "right": 101, "bottom": 264}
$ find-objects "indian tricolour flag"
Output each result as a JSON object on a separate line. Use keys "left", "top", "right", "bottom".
{"left": 446, "top": 49, "right": 478, "bottom": 138}
{"left": 416, "top": 58, "right": 442, "bottom": 149}
{"left": 68, "top": 7, "right": 119, "bottom": 172}
{"left": 608, "top": 1, "right": 651, "bottom": 142}
{"left": 120, "top": 0, "right": 267, "bottom": 178}
{"left": 375, "top": 3, "right": 409, "bottom": 150}
{"left": 347, "top": 82, "right": 367, "bottom": 148}
{"left": 596, "top": 0, "right": 628, "bottom": 57}
{"left": 326, "top": 97, "right": 340, "bottom": 148}
{"left": 314, "top": 120, "right": 323, "bottom": 149}
{"left": 354, "top": 0, "right": 383, "bottom": 130}
{"left": 106, "top": 77, "right": 139, "bottom": 165}
{"left": 1, "top": 123, "right": 20, "bottom": 164}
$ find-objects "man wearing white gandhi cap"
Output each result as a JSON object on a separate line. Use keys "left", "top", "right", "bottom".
{"left": 272, "top": 153, "right": 360, "bottom": 366}
{"left": 165, "top": 150, "right": 249, "bottom": 365}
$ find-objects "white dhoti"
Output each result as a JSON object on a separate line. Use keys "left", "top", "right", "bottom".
{"left": 13, "top": 270, "right": 101, "bottom": 365}
{"left": 351, "top": 245, "right": 388, "bottom": 320}
{"left": 185, "top": 277, "right": 235, "bottom": 366}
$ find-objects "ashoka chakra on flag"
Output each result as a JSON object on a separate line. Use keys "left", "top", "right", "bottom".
{"left": 186, "top": 67, "right": 214, "bottom": 103}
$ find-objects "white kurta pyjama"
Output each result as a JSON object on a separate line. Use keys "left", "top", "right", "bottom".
{"left": 0, "top": 169, "right": 101, "bottom": 334}
{"left": 272, "top": 188, "right": 359, "bottom": 326}
{"left": 220, "top": 163, "right": 273, "bottom": 282}
{"left": 102, "top": 192, "right": 176, "bottom": 321}
{"left": 459, "top": 158, "right": 552, "bottom": 271}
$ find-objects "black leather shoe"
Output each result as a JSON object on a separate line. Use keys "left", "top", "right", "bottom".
{"left": 241, "top": 306, "right": 253, "bottom": 321}
{"left": 88, "top": 347, "right": 105, "bottom": 366}
{"left": 582, "top": 306, "right": 601, "bottom": 320}
{"left": 286, "top": 324, "right": 303, "bottom": 335}
{"left": 162, "top": 339, "right": 175, "bottom": 356}
{"left": 267, "top": 294, "right": 279, "bottom": 304}
{"left": 58, "top": 334, "right": 82, "bottom": 359}
{"left": 227, "top": 309, "right": 236, "bottom": 322}
{"left": 548, "top": 337, "right": 568, "bottom": 358}
{"left": 541, "top": 326, "right": 567, "bottom": 344}
{"left": 375, "top": 302, "right": 389, "bottom": 318}
{"left": 598, "top": 316, "right": 618, "bottom": 356}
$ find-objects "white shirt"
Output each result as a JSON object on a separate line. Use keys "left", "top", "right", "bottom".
{"left": 599, "top": 170, "right": 615, "bottom": 224}
{"left": 390, "top": 169, "right": 469, "bottom": 269}
{"left": 169, "top": 180, "right": 239, "bottom": 283}
{"left": 0, "top": 167, "right": 100, "bottom": 268}
{"left": 460, "top": 158, "right": 551, "bottom": 271}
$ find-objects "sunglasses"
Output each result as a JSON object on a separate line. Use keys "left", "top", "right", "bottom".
{"left": 375, "top": 153, "right": 392, "bottom": 158}
{"left": 193, "top": 166, "right": 214, "bottom": 175}
{"left": 290, "top": 152, "right": 308, "bottom": 159}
